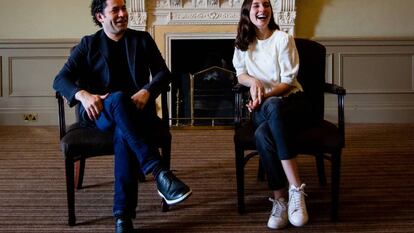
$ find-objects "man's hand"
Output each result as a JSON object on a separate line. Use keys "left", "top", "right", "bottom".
{"left": 75, "top": 90, "right": 108, "bottom": 121}
{"left": 131, "top": 89, "right": 150, "bottom": 110}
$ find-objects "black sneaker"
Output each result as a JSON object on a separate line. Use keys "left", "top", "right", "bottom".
{"left": 115, "top": 217, "right": 134, "bottom": 233}
{"left": 155, "top": 169, "right": 192, "bottom": 205}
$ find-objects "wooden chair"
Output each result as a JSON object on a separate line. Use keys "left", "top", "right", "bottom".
{"left": 233, "top": 38, "right": 346, "bottom": 221}
{"left": 56, "top": 90, "right": 171, "bottom": 226}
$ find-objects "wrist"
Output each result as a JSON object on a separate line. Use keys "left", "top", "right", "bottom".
{"left": 75, "top": 90, "right": 88, "bottom": 101}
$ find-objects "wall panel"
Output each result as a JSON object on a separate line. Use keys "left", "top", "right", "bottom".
{"left": 340, "top": 53, "right": 413, "bottom": 93}
{"left": 8, "top": 56, "right": 67, "bottom": 97}
{"left": 0, "top": 40, "right": 76, "bottom": 125}
{"left": 0, "top": 38, "right": 414, "bottom": 125}
{"left": 320, "top": 38, "right": 414, "bottom": 123}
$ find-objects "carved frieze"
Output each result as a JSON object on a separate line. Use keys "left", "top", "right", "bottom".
{"left": 170, "top": 11, "right": 240, "bottom": 24}
{"left": 130, "top": 0, "right": 296, "bottom": 34}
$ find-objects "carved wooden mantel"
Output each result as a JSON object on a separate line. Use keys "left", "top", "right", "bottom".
{"left": 129, "top": 0, "right": 296, "bottom": 35}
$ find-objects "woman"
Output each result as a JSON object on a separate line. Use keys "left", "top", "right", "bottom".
{"left": 233, "top": 0, "right": 310, "bottom": 229}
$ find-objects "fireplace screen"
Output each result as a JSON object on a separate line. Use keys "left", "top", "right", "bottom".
{"left": 190, "top": 66, "right": 236, "bottom": 126}
{"left": 170, "top": 39, "right": 236, "bottom": 127}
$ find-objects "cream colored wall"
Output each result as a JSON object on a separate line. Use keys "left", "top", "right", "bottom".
{"left": 0, "top": 0, "right": 413, "bottom": 39}
{"left": 296, "top": 0, "right": 414, "bottom": 38}
{"left": 0, "top": 0, "right": 97, "bottom": 39}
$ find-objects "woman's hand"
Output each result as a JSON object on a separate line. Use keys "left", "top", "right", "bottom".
{"left": 247, "top": 79, "right": 265, "bottom": 112}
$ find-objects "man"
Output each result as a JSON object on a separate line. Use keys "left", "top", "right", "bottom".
{"left": 53, "top": 0, "right": 192, "bottom": 232}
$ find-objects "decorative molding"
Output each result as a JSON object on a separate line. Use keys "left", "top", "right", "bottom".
{"left": 129, "top": 0, "right": 296, "bottom": 34}
{"left": 1, "top": 38, "right": 414, "bottom": 124}
{"left": 338, "top": 52, "right": 414, "bottom": 94}
{"left": 326, "top": 53, "right": 333, "bottom": 84}
{"left": 8, "top": 56, "right": 68, "bottom": 97}
{"left": 168, "top": 10, "right": 241, "bottom": 24}
{"left": 129, "top": 0, "right": 147, "bottom": 31}
{"left": 0, "top": 56, "right": 2, "bottom": 97}
{"left": 129, "top": 12, "right": 148, "bottom": 31}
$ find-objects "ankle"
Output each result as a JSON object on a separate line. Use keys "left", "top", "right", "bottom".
{"left": 152, "top": 164, "right": 164, "bottom": 178}
{"left": 290, "top": 183, "right": 305, "bottom": 190}
{"left": 273, "top": 188, "right": 287, "bottom": 200}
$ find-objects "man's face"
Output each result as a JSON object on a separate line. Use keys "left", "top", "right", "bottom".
{"left": 97, "top": 0, "right": 128, "bottom": 38}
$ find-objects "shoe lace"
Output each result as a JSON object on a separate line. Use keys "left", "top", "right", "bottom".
{"left": 289, "top": 184, "right": 307, "bottom": 213}
{"left": 269, "top": 197, "right": 286, "bottom": 217}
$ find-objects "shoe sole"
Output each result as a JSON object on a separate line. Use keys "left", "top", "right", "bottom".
{"left": 267, "top": 222, "right": 288, "bottom": 230}
{"left": 288, "top": 217, "right": 308, "bottom": 227}
{"left": 157, "top": 189, "right": 192, "bottom": 205}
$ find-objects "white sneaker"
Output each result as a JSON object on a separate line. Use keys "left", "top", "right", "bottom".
{"left": 267, "top": 197, "right": 288, "bottom": 229}
{"left": 288, "top": 183, "right": 309, "bottom": 227}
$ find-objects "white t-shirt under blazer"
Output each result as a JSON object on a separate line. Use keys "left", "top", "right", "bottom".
{"left": 232, "top": 30, "right": 303, "bottom": 97}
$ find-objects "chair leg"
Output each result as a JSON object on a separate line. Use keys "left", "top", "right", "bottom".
{"left": 331, "top": 150, "right": 341, "bottom": 222}
{"left": 65, "top": 158, "right": 76, "bottom": 226}
{"left": 137, "top": 171, "right": 146, "bottom": 182}
{"left": 161, "top": 199, "right": 169, "bottom": 212}
{"left": 257, "top": 158, "right": 266, "bottom": 181}
{"left": 160, "top": 143, "right": 171, "bottom": 212}
{"left": 235, "top": 147, "right": 245, "bottom": 214}
{"left": 315, "top": 153, "right": 327, "bottom": 185}
{"left": 74, "top": 159, "right": 86, "bottom": 190}
{"left": 161, "top": 143, "right": 171, "bottom": 170}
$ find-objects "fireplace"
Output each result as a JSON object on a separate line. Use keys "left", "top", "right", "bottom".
{"left": 170, "top": 38, "right": 236, "bottom": 126}
{"left": 127, "top": 0, "right": 297, "bottom": 127}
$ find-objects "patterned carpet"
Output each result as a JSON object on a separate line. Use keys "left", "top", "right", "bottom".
{"left": 0, "top": 124, "right": 413, "bottom": 232}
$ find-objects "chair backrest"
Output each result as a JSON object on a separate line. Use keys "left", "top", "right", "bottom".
{"left": 294, "top": 38, "right": 326, "bottom": 123}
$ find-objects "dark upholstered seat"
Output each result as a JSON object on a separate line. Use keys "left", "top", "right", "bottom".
{"left": 233, "top": 38, "right": 346, "bottom": 221}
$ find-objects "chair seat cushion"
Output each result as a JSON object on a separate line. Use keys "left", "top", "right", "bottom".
{"left": 61, "top": 122, "right": 171, "bottom": 160}
{"left": 61, "top": 123, "right": 114, "bottom": 160}
{"left": 294, "top": 120, "right": 342, "bottom": 154}
{"left": 234, "top": 120, "right": 342, "bottom": 154}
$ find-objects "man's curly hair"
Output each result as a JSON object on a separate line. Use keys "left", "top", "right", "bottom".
{"left": 91, "top": 0, "right": 108, "bottom": 27}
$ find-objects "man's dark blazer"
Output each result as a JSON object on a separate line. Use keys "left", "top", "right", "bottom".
{"left": 53, "top": 28, "right": 171, "bottom": 118}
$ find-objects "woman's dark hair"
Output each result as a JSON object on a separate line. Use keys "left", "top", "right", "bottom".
{"left": 91, "top": 0, "right": 108, "bottom": 27}
{"left": 234, "top": 0, "right": 279, "bottom": 51}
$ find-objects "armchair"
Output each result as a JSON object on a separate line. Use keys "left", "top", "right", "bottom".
{"left": 233, "top": 38, "right": 346, "bottom": 221}
{"left": 56, "top": 89, "right": 171, "bottom": 226}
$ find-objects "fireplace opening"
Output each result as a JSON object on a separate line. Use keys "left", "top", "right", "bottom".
{"left": 170, "top": 39, "right": 236, "bottom": 127}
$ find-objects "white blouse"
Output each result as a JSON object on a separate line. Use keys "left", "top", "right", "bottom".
{"left": 232, "top": 30, "right": 303, "bottom": 96}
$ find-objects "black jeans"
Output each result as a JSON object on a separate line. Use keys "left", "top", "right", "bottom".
{"left": 252, "top": 92, "right": 311, "bottom": 190}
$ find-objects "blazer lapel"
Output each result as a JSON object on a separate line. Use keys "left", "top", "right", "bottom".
{"left": 99, "top": 31, "right": 111, "bottom": 64}
{"left": 125, "top": 30, "right": 137, "bottom": 85}
{"left": 98, "top": 31, "right": 111, "bottom": 86}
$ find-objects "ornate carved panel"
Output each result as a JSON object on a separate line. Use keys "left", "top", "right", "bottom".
{"left": 129, "top": 0, "right": 296, "bottom": 34}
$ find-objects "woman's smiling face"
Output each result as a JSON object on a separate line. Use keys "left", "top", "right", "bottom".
{"left": 249, "top": 0, "right": 272, "bottom": 30}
